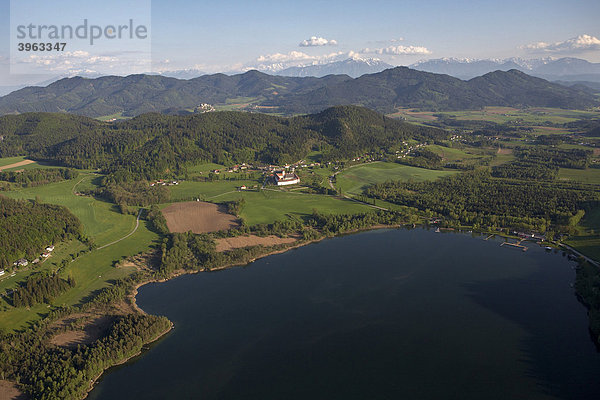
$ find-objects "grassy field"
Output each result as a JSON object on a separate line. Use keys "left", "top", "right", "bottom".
{"left": 558, "top": 168, "right": 600, "bottom": 185}
{"left": 566, "top": 207, "right": 600, "bottom": 262}
{"left": 336, "top": 162, "right": 456, "bottom": 195}
{"left": 96, "top": 112, "right": 130, "bottom": 121}
{"left": 5, "top": 174, "right": 140, "bottom": 245}
{"left": 425, "top": 145, "right": 489, "bottom": 161}
{"left": 185, "top": 163, "right": 226, "bottom": 175}
{"left": 0, "top": 156, "right": 28, "bottom": 167}
{"left": 170, "top": 179, "right": 259, "bottom": 201}
{"left": 0, "top": 173, "right": 159, "bottom": 330}
{"left": 168, "top": 177, "right": 372, "bottom": 225}
{"left": 390, "top": 107, "right": 600, "bottom": 125}
{"left": 218, "top": 189, "right": 372, "bottom": 225}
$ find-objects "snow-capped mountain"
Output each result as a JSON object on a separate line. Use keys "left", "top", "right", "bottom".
{"left": 275, "top": 58, "right": 394, "bottom": 78}
{"left": 410, "top": 57, "right": 600, "bottom": 82}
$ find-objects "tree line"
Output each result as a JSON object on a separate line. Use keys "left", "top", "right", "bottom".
{"left": 12, "top": 273, "right": 75, "bottom": 308}
{"left": 0, "top": 195, "right": 83, "bottom": 269}
{"left": 364, "top": 170, "right": 600, "bottom": 233}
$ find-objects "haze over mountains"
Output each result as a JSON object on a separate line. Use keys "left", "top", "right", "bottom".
{"left": 0, "top": 65, "right": 596, "bottom": 118}
{"left": 275, "top": 58, "right": 394, "bottom": 78}
{"left": 410, "top": 57, "right": 600, "bottom": 82}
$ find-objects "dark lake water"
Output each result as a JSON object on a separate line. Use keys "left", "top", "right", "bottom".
{"left": 88, "top": 228, "right": 600, "bottom": 400}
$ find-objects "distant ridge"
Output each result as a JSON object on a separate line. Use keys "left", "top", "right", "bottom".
{"left": 0, "top": 66, "right": 596, "bottom": 117}
{"left": 411, "top": 56, "right": 600, "bottom": 82}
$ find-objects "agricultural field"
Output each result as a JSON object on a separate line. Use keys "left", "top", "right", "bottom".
{"left": 95, "top": 112, "right": 130, "bottom": 121}
{"left": 162, "top": 201, "right": 239, "bottom": 233}
{"left": 218, "top": 188, "right": 372, "bottom": 225}
{"left": 558, "top": 168, "right": 600, "bottom": 185}
{"left": 336, "top": 162, "right": 456, "bottom": 195}
{"left": 389, "top": 106, "right": 600, "bottom": 127}
{"left": 213, "top": 96, "right": 263, "bottom": 111}
{"left": 425, "top": 144, "right": 493, "bottom": 162}
{"left": 184, "top": 162, "right": 226, "bottom": 175}
{"left": 0, "top": 172, "right": 159, "bottom": 330}
{"left": 566, "top": 207, "right": 600, "bottom": 262}
{"left": 170, "top": 179, "right": 259, "bottom": 201}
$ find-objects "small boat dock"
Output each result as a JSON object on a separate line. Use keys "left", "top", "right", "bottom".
{"left": 500, "top": 239, "right": 528, "bottom": 252}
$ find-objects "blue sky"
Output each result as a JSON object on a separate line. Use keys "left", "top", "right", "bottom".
{"left": 1, "top": 0, "right": 600, "bottom": 85}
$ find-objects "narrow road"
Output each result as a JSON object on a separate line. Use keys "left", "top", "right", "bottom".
{"left": 559, "top": 243, "right": 600, "bottom": 267}
{"left": 97, "top": 208, "right": 143, "bottom": 250}
{"left": 71, "top": 176, "right": 86, "bottom": 194}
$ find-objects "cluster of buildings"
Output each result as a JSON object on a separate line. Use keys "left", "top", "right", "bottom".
{"left": 195, "top": 103, "right": 215, "bottom": 113}
{"left": 150, "top": 180, "right": 179, "bottom": 187}
{"left": 11, "top": 245, "right": 55, "bottom": 270}
{"left": 396, "top": 142, "right": 426, "bottom": 159}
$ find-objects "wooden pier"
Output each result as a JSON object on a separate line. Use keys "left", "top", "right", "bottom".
{"left": 500, "top": 241, "right": 528, "bottom": 251}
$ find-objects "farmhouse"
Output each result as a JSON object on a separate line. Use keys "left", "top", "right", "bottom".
{"left": 14, "top": 258, "right": 28, "bottom": 267}
{"left": 274, "top": 170, "right": 300, "bottom": 186}
{"left": 45, "top": 245, "right": 55, "bottom": 252}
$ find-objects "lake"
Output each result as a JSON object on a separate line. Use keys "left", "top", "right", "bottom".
{"left": 88, "top": 228, "right": 600, "bottom": 400}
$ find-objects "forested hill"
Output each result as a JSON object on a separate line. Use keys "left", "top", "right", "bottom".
{"left": 273, "top": 68, "right": 598, "bottom": 113}
{"left": 0, "top": 106, "right": 447, "bottom": 181}
{"left": 0, "top": 71, "right": 352, "bottom": 117}
{"left": 0, "top": 67, "right": 596, "bottom": 117}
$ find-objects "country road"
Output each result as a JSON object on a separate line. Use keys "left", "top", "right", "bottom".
{"left": 97, "top": 208, "right": 143, "bottom": 250}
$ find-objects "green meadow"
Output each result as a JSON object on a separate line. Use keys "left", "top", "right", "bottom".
{"left": 558, "top": 168, "right": 600, "bottom": 185}
{"left": 389, "top": 107, "right": 600, "bottom": 132}
{"left": 0, "top": 172, "right": 159, "bottom": 330}
{"left": 336, "top": 162, "right": 456, "bottom": 195}
{"left": 566, "top": 207, "right": 600, "bottom": 262}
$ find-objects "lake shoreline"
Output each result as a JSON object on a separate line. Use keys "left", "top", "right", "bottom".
{"left": 88, "top": 223, "right": 586, "bottom": 400}
{"left": 129, "top": 223, "right": 404, "bottom": 314}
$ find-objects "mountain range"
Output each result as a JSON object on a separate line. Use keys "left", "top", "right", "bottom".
{"left": 0, "top": 66, "right": 596, "bottom": 118}
{"left": 275, "top": 58, "right": 394, "bottom": 78}
{"left": 410, "top": 57, "right": 600, "bottom": 82}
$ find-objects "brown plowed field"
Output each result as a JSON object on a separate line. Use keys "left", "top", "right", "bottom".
{"left": 162, "top": 202, "right": 239, "bottom": 233}
{"left": 215, "top": 235, "right": 297, "bottom": 252}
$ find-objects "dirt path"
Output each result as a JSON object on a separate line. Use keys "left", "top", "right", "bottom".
{"left": 0, "top": 380, "right": 27, "bottom": 399}
{"left": 97, "top": 208, "right": 143, "bottom": 250}
{"left": 0, "top": 159, "right": 35, "bottom": 171}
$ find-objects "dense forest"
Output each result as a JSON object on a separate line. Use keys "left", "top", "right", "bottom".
{"left": 364, "top": 170, "right": 599, "bottom": 233}
{"left": 0, "top": 311, "right": 170, "bottom": 399}
{"left": 0, "top": 168, "right": 77, "bottom": 189}
{"left": 12, "top": 273, "right": 75, "bottom": 307}
{"left": 0, "top": 106, "right": 448, "bottom": 182}
{"left": 0, "top": 196, "right": 83, "bottom": 269}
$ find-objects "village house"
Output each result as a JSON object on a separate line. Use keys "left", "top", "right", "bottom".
{"left": 14, "top": 258, "right": 28, "bottom": 267}
{"left": 45, "top": 245, "right": 55, "bottom": 252}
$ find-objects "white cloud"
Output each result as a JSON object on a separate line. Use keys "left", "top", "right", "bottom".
{"left": 250, "top": 50, "right": 348, "bottom": 72}
{"left": 299, "top": 36, "right": 338, "bottom": 47}
{"left": 360, "top": 45, "right": 431, "bottom": 55}
{"left": 15, "top": 51, "right": 150, "bottom": 75}
{"left": 521, "top": 34, "right": 600, "bottom": 53}
{"left": 256, "top": 51, "right": 315, "bottom": 63}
